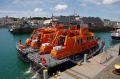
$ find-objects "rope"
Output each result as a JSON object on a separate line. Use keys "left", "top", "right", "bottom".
{"left": 89, "top": 48, "right": 107, "bottom": 67}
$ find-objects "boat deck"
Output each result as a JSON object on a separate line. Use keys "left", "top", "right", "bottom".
{"left": 27, "top": 38, "right": 104, "bottom": 69}
{"left": 16, "top": 44, "right": 39, "bottom": 55}
{"left": 27, "top": 53, "right": 69, "bottom": 68}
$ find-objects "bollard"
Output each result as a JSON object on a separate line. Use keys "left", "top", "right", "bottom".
{"left": 118, "top": 44, "right": 120, "bottom": 56}
{"left": 77, "top": 63, "right": 82, "bottom": 66}
{"left": 84, "top": 54, "right": 87, "bottom": 63}
{"left": 58, "top": 71, "right": 61, "bottom": 76}
{"left": 43, "top": 68, "right": 48, "bottom": 79}
{"left": 52, "top": 73, "right": 55, "bottom": 77}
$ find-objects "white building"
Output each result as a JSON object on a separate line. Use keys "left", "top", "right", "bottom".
{"left": 103, "top": 20, "right": 117, "bottom": 27}
{"left": 117, "top": 22, "right": 120, "bottom": 25}
{"left": 0, "top": 17, "right": 6, "bottom": 26}
{"left": 43, "top": 19, "right": 52, "bottom": 25}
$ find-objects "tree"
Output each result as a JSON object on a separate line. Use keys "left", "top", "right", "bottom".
{"left": 9, "top": 17, "right": 17, "bottom": 21}
{"left": 104, "top": 19, "right": 110, "bottom": 21}
{"left": 43, "top": 17, "right": 47, "bottom": 20}
{"left": 96, "top": 17, "right": 100, "bottom": 19}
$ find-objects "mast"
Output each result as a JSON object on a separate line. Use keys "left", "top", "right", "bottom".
{"left": 52, "top": 13, "right": 53, "bottom": 25}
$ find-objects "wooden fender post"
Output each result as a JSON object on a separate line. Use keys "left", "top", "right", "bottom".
{"left": 43, "top": 68, "right": 48, "bottom": 79}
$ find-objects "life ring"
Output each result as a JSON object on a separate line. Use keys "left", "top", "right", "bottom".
{"left": 40, "top": 56, "right": 46, "bottom": 65}
{"left": 19, "top": 45, "right": 25, "bottom": 50}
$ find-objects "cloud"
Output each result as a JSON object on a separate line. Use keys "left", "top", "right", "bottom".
{"left": 81, "top": 3, "right": 86, "bottom": 6}
{"left": 0, "top": 10, "right": 21, "bottom": 13}
{"left": 12, "top": 0, "right": 44, "bottom": 6}
{"left": 12, "top": 0, "right": 20, "bottom": 4}
{"left": 103, "top": 0, "right": 120, "bottom": 5}
{"left": 51, "top": 4, "right": 68, "bottom": 11}
{"left": 0, "top": 10, "right": 45, "bottom": 17}
{"left": 78, "top": 0, "right": 101, "bottom": 5}
{"left": 88, "top": 0, "right": 101, "bottom": 5}
{"left": 34, "top": 8, "right": 42, "bottom": 12}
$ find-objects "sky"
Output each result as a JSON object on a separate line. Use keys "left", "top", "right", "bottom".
{"left": 0, "top": 0, "right": 120, "bottom": 21}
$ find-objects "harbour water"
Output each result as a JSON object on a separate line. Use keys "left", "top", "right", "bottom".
{"left": 0, "top": 28, "right": 119, "bottom": 79}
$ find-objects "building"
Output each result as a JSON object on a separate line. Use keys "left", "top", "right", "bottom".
{"left": 0, "top": 16, "right": 15, "bottom": 27}
{"left": 0, "top": 17, "right": 6, "bottom": 26}
{"left": 103, "top": 20, "right": 117, "bottom": 27}
{"left": 81, "top": 17, "right": 104, "bottom": 26}
{"left": 117, "top": 22, "right": 120, "bottom": 26}
{"left": 43, "top": 16, "right": 104, "bottom": 27}
{"left": 56, "top": 16, "right": 75, "bottom": 26}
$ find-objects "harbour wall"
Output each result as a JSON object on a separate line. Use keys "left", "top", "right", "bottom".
{"left": 12, "top": 27, "right": 38, "bottom": 34}
{"left": 64, "top": 26, "right": 115, "bottom": 32}
{"left": 0, "top": 25, "right": 9, "bottom": 28}
{"left": 88, "top": 26, "right": 115, "bottom": 32}
{"left": 6, "top": 25, "right": 117, "bottom": 34}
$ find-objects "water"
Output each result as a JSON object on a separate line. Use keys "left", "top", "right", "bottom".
{"left": 94, "top": 32, "right": 119, "bottom": 49}
{"left": 25, "top": 67, "right": 32, "bottom": 74}
{"left": 0, "top": 28, "right": 119, "bottom": 79}
{"left": 0, "top": 28, "right": 31, "bottom": 79}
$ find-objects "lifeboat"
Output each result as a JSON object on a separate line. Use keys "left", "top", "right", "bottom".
{"left": 27, "top": 24, "right": 105, "bottom": 77}
{"left": 51, "top": 24, "right": 97, "bottom": 59}
{"left": 16, "top": 24, "right": 64, "bottom": 62}
{"left": 39, "top": 25, "right": 78, "bottom": 54}
{"left": 26, "top": 24, "right": 64, "bottom": 48}
{"left": 39, "top": 29, "right": 67, "bottom": 54}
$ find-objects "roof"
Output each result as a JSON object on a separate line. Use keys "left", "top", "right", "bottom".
{"left": 56, "top": 16, "right": 103, "bottom": 24}
{"left": 56, "top": 16, "right": 75, "bottom": 23}
{"left": 81, "top": 17, "right": 103, "bottom": 23}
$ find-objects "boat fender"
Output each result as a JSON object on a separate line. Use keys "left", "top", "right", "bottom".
{"left": 40, "top": 56, "right": 46, "bottom": 65}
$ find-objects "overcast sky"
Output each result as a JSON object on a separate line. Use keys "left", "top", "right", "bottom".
{"left": 0, "top": 0, "right": 120, "bottom": 21}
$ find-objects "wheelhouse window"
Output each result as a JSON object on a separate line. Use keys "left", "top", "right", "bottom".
{"left": 76, "top": 39, "right": 79, "bottom": 44}
{"left": 91, "top": 36, "right": 93, "bottom": 39}
{"left": 89, "top": 36, "right": 91, "bottom": 40}
{"left": 87, "top": 37, "right": 89, "bottom": 40}
{"left": 80, "top": 39, "right": 82, "bottom": 43}
{"left": 92, "top": 36, "right": 94, "bottom": 39}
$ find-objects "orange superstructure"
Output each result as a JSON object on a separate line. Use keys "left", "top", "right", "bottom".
{"left": 25, "top": 24, "right": 64, "bottom": 49}
{"left": 50, "top": 24, "right": 98, "bottom": 59}
{"left": 40, "top": 29, "right": 67, "bottom": 54}
{"left": 39, "top": 25, "right": 79, "bottom": 54}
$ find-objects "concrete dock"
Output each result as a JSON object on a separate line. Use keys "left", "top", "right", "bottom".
{"left": 50, "top": 44, "right": 120, "bottom": 79}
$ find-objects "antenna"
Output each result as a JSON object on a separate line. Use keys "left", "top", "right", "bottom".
{"left": 86, "top": 2, "right": 87, "bottom": 17}
{"left": 69, "top": 15, "right": 70, "bottom": 28}
{"left": 74, "top": 8, "right": 76, "bottom": 20}
{"left": 74, "top": 8, "right": 75, "bottom": 16}
{"left": 47, "top": 14, "right": 48, "bottom": 20}
{"left": 51, "top": 13, "right": 53, "bottom": 26}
